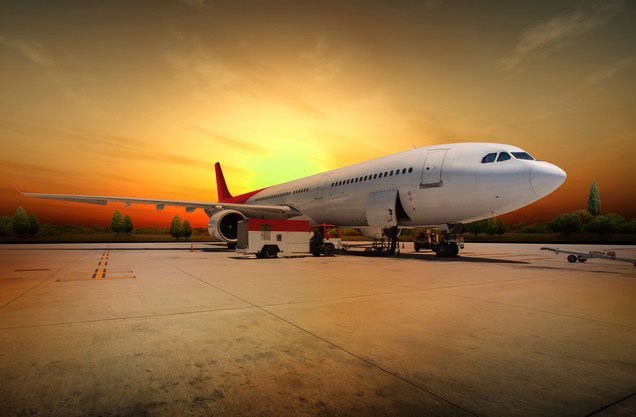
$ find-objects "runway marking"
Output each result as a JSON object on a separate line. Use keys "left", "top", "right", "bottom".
{"left": 14, "top": 268, "right": 50, "bottom": 272}
{"left": 56, "top": 245, "right": 135, "bottom": 281}
{"left": 0, "top": 251, "right": 87, "bottom": 310}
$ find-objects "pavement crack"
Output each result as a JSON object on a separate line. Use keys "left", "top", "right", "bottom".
{"left": 0, "top": 305, "right": 256, "bottom": 331}
{"left": 0, "top": 250, "right": 88, "bottom": 311}
{"left": 431, "top": 290, "right": 636, "bottom": 330}
{"left": 584, "top": 391, "right": 636, "bottom": 416}
{"left": 151, "top": 254, "right": 481, "bottom": 417}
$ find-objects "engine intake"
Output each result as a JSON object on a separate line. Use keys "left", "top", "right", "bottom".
{"left": 207, "top": 210, "right": 246, "bottom": 242}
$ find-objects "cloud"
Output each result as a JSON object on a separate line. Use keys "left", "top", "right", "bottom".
{"left": 499, "top": 0, "right": 625, "bottom": 71}
{"left": 0, "top": 36, "right": 56, "bottom": 67}
{"left": 185, "top": 126, "right": 268, "bottom": 154}
{"left": 580, "top": 54, "right": 636, "bottom": 88}
{"left": 299, "top": 36, "right": 347, "bottom": 84}
{"left": 182, "top": 0, "right": 207, "bottom": 7}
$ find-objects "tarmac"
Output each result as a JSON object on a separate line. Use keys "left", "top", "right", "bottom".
{"left": 0, "top": 242, "right": 635, "bottom": 417}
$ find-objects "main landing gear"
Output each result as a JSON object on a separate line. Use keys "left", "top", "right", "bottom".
{"left": 434, "top": 241, "right": 459, "bottom": 257}
{"left": 413, "top": 224, "right": 463, "bottom": 257}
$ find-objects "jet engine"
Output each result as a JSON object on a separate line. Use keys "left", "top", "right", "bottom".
{"left": 207, "top": 210, "right": 246, "bottom": 243}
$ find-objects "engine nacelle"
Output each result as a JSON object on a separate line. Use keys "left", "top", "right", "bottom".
{"left": 207, "top": 210, "right": 246, "bottom": 242}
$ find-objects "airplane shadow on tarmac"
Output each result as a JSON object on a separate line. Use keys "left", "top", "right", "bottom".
{"left": 343, "top": 251, "right": 528, "bottom": 264}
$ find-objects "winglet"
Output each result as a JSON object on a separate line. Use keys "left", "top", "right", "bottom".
{"left": 214, "top": 162, "right": 233, "bottom": 202}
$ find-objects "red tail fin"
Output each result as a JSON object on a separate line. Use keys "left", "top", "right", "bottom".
{"left": 215, "top": 162, "right": 233, "bottom": 202}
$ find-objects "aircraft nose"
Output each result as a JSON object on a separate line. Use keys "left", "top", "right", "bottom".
{"left": 530, "top": 162, "right": 566, "bottom": 197}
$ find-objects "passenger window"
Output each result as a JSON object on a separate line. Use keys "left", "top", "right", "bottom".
{"left": 481, "top": 153, "right": 497, "bottom": 163}
{"left": 389, "top": 170, "right": 393, "bottom": 176}
{"left": 497, "top": 152, "right": 511, "bottom": 162}
{"left": 384, "top": 172, "right": 388, "bottom": 177}
{"left": 395, "top": 169, "right": 399, "bottom": 175}
{"left": 408, "top": 167, "right": 413, "bottom": 173}
{"left": 364, "top": 176, "right": 367, "bottom": 180}
{"left": 402, "top": 168, "right": 406, "bottom": 174}
{"left": 373, "top": 174, "right": 377, "bottom": 179}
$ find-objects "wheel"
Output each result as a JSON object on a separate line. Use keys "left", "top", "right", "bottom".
{"left": 323, "top": 244, "right": 335, "bottom": 257}
{"left": 227, "top": 242, "right": 237, "bottom": 250}
{"left": 435, "top": 243, "right": 450, "bottom": 257}
{"left": 261, "top": 245, "right": 278, "bottom": 259}
{"left": 449, "top": 242, "right": 459, "bottom": 257}
{"left": 567, "top": 255, "right": 577, "bottom": 263}
{"left": 311, "top": 249, "right": 322, "bottom": 257}
{"left": 577, "top": 256, "right": 587, "bottom": 263}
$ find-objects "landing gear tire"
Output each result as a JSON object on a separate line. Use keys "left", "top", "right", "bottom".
{"left": 449, "top": 242, "right": 459, "bottom": 257}
{"left": 567, "top": 255, "right": 577, "bottom": 263}
{"left": 227, "top": 242, "right": 237, "bottom": 250}
{"left": 435, "top": 243, "right": 451, "bottom": 257}
{"left": 577, "top": 256, "right": 587, "bottom": 263}
{"left": 262, "top": 245, "right": 278, "bottom": 259}
{"left": 323, "top": 244, "right": 335, "bottom": 257}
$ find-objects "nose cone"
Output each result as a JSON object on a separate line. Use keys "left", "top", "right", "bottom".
{"left": 531, "top": 162, "right": 566, "bottom": 197}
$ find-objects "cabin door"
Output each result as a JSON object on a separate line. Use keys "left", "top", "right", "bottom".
{"left": 366, "top": 189, "right": 398, "bottom": 227}
{"left": 420, "top": 150, "right": 447, "bottom": 188}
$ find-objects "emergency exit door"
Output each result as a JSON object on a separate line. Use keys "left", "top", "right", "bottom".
{"left": 315, "top": 173, "right": 333, "bottom": 199}
{"left": 420, "top": 150, "right": 447, "bottom": 188}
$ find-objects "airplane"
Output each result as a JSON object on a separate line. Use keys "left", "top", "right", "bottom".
{"left": 18, "top": 142, "right": 566, "bottom": 257}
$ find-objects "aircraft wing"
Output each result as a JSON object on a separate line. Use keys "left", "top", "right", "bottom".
{"left": 17, "top": 189, "right": 301, "bottom": 218}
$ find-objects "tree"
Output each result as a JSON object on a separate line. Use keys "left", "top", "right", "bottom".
{"left": 12, "top": 207, "right": 29, "bottom": 235}
{"left": 548, "top": 212, "right": 582, "bottom": 237}
{"left": 27, "top": 213, "right": 39, "bottom": 235}
{"left": 588, "top": 182, "right": 601, "bottom": 216}
{"left": 584, "top": 213, "right": 625, "bottom": 236}
{"left": 617, "top": 219, "right": 636, "bottom": 234}
{"left": 495, "top": 218, "right": 506, "bottom": 236}
{"left": 123, "top": 215, "right": 133, "bottom": 233}
{"left": 0, "top": 215, "right": 12, "bottom": 237}
{"left": 110, "top": 210, "right": 124, "bottom": 235}
{"left": 572, "top": 209, "right": 593, "bottom": 225}
{"left": 485, "top": 218, "right": 497, "bottom": 236}
{"left": 170, "top": 215, "right": 183, "bottom": 240}
{"left": 183, "top": 220, "right": 192, "bottom": 239}
{"left": 464, "top": 219, "right": 488, "bottom": 238}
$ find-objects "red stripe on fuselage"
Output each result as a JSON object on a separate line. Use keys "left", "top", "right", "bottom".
{"left": 219, "top": 188, "right": 267, "bottom": 204}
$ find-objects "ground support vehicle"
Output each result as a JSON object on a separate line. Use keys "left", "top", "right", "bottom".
{"left": 541, "top": 247, "right": 636, "bottom": 266}
{"left": 310, "top": 224, "right": 342, "bottom": 257}
{"left": 237, "top": 219, "right": 310, "bottom": 258}
{"left": 413, "top": 227, "right": 464, "bottom": 257}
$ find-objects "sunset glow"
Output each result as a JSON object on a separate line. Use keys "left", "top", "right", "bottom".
{"left": 1, "top": 1, "right": 635, "bottom": 227}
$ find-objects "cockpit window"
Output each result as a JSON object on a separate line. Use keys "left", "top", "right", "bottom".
{"left": 481, "top": 153, "right": 497, "bottom": 163}
{"left": 497, "top": 152, "right": 511, "bottom": 162}
{"left": 512, "top": 152, "right": 535, "bottom": 160}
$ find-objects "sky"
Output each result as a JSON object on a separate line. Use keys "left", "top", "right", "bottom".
{"left": 0, "top": 0, "right": 635, "bottom": 228}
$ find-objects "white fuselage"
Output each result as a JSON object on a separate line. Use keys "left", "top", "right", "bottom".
{"left": 241, "top": 143, "right": 566, "bottom": 227}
